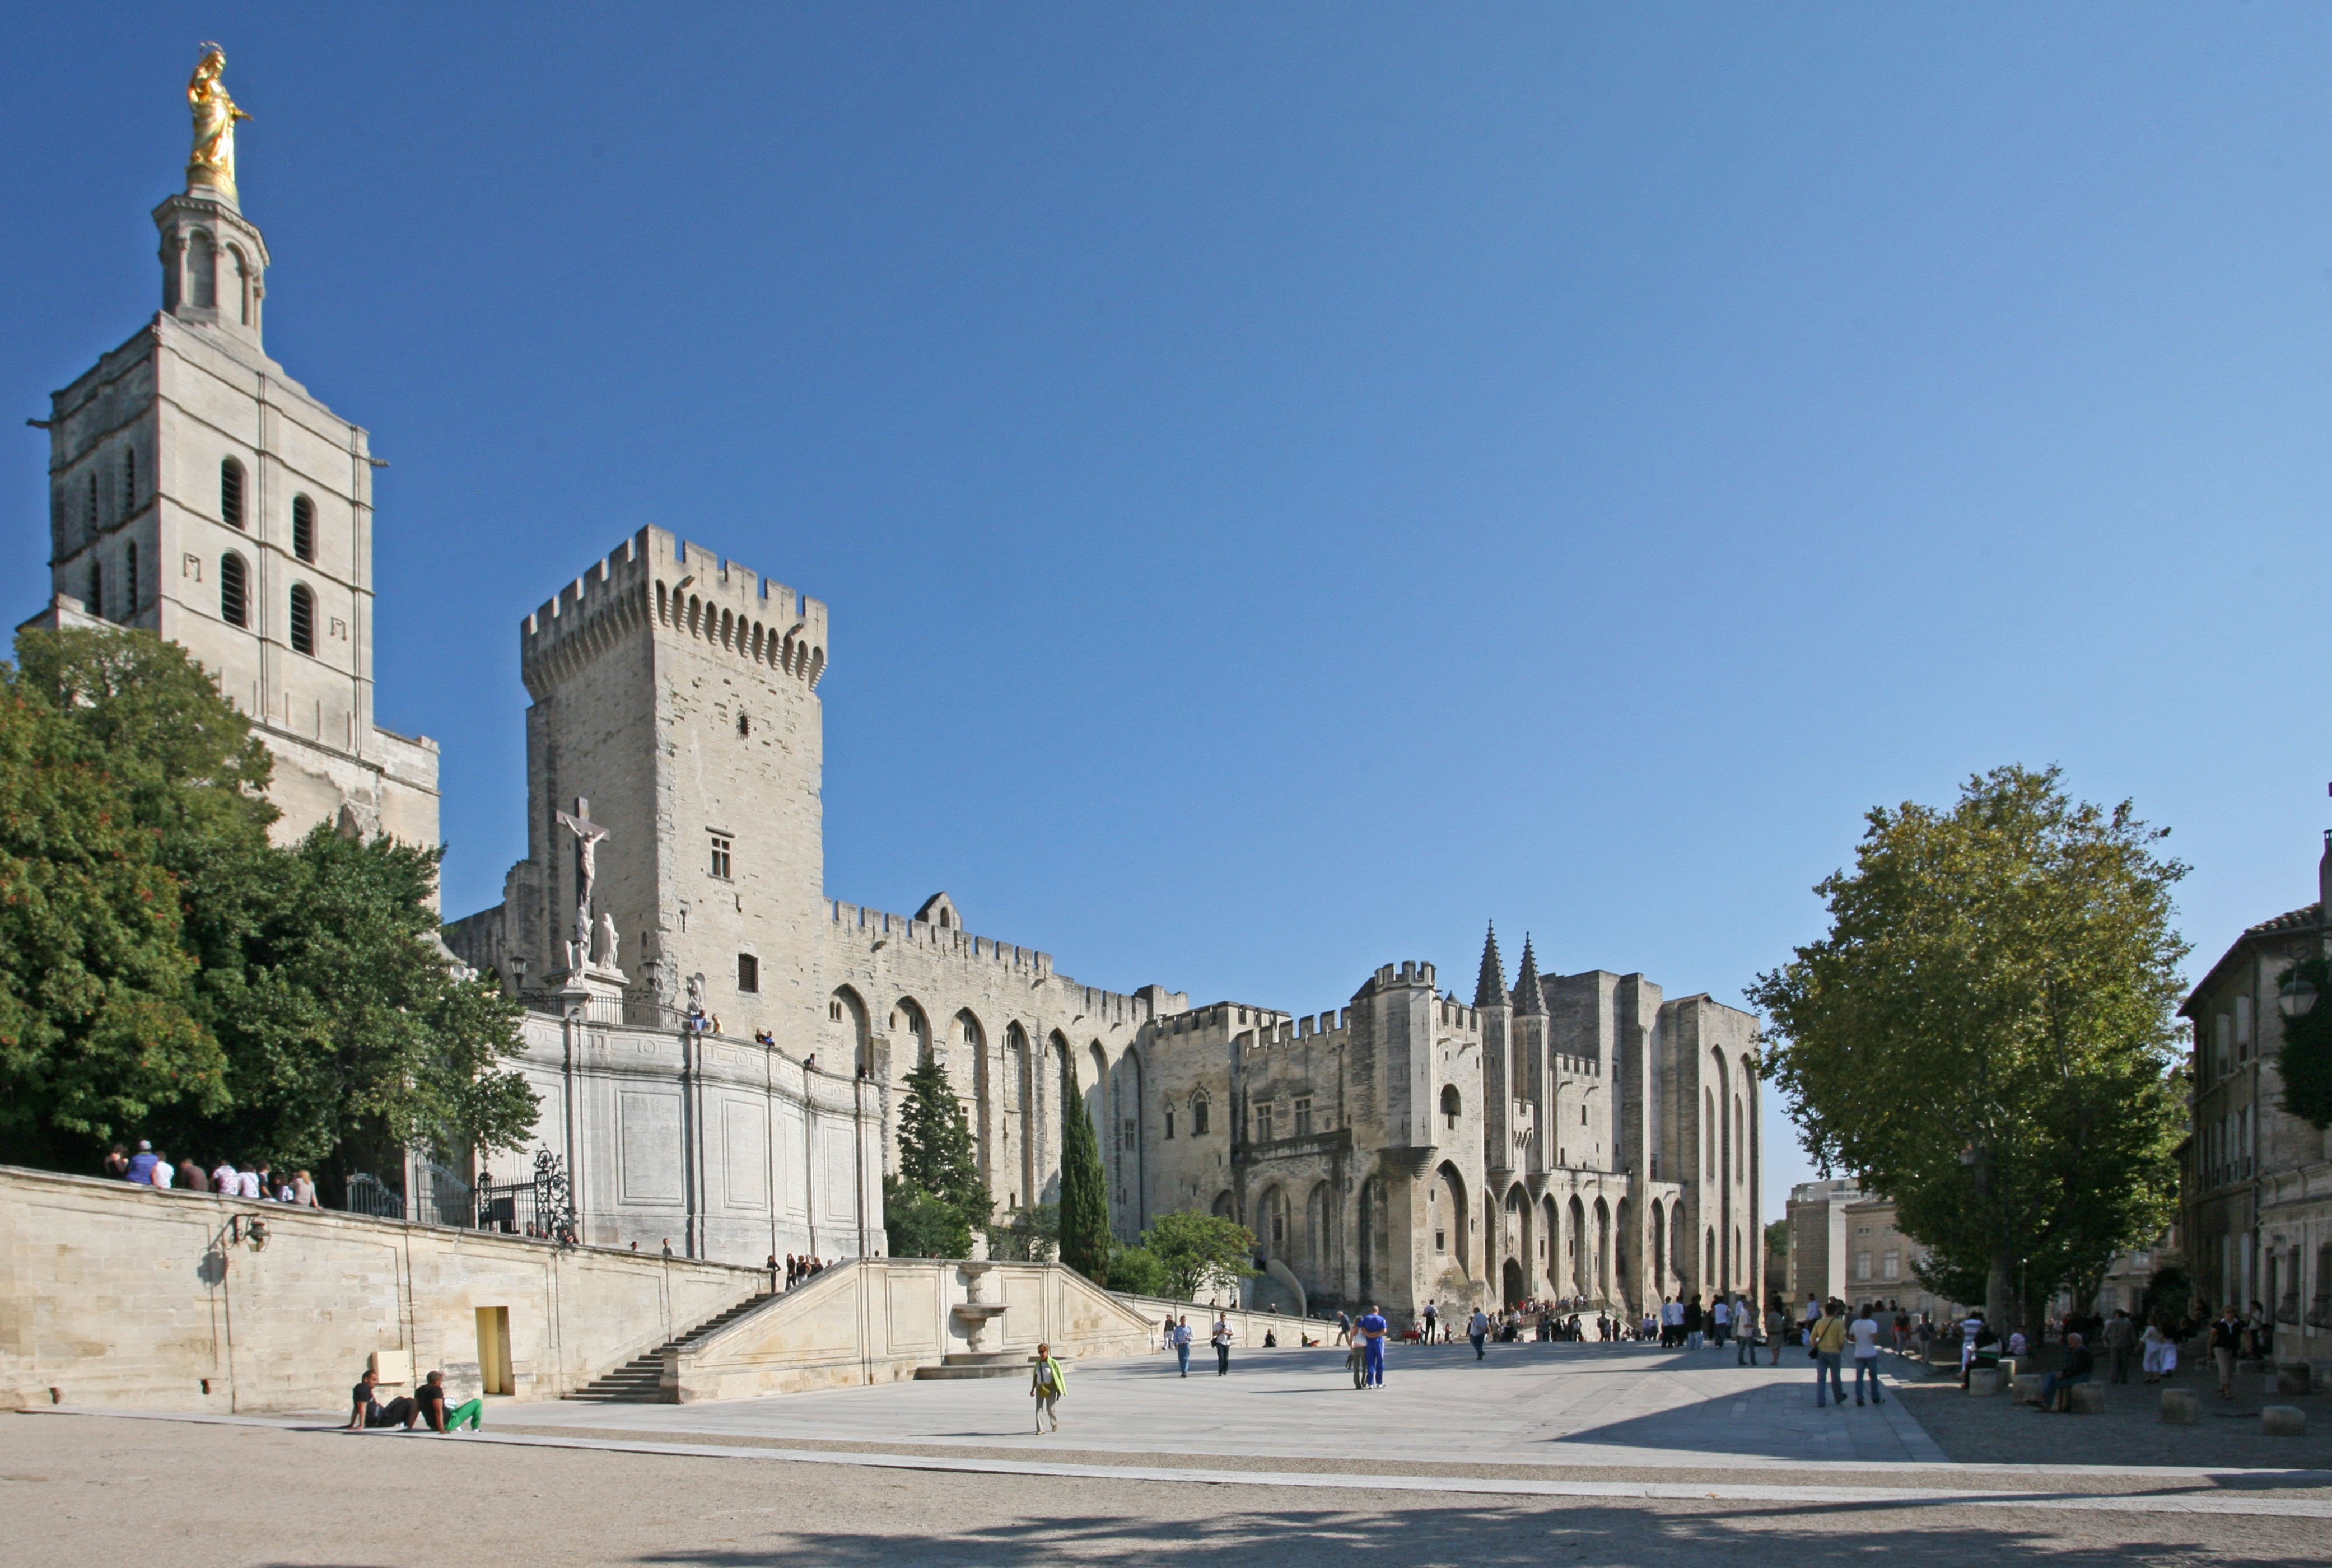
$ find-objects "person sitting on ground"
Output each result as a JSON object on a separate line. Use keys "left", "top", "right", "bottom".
{"left": 2035, "top": 1332, "right": 2095, "bottom": 1413}
{"left": 1263, "top": 1328, "right": 1277, "bottom": 1348}
{"left": 413, "top": 1370, "right": 484, "bottom": 1433}
{"left": 346, "top": 1369, "right": 419, "bottom": 1431}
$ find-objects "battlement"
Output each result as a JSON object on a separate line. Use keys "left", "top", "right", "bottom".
{"left": 1359, "top": 960, "right": 1438, "bottom": 997}
{"left": 519, "top": 526, "right": 831, "bottom": 697}
{"left": 825, "top": 899, "right": 1180, "bottom": 1026}
{"left": 1240, "top": 1009, "right": 1352, "bottom": 1056}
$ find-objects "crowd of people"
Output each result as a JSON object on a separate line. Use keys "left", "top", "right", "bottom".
{"left": 771, "top": 1252, "right": 832, "bottom": 1290}
{"left": 103, "top": 1139, "right": 320, "bottom": 1206}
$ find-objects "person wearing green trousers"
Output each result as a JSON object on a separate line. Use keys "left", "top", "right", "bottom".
{"left": 417, "top": 1370, "right": 484, "bottom": 1433}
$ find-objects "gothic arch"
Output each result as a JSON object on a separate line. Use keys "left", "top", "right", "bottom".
{"left": 1541, "top": 1193, "right": 1561, "bottom": 1294}
{"left": 1593, "top": 1196, "right": 1613, "bottom": 1302}
{"left": 1504, "top": 1184, "right": 1532, "bottom": 1305}
{"left": 1568, "top": 1194, "right": 1588, "bottom": 1295}
{"left": 1649, "top": 1197, "right": 1667, "bottom": 1291}
{"left": 1004, "top": 1023, "right": 1032, "bottom": 1210}
{"left": 1358, "top": 1175, "right": 1390, "bottom": 1303}
{"left": 1257, "top": 1183, "right": 1291, "bottom": 1258}
{"left": 1433, "top": 1161, "right": 1470, "bottom": 1275}
{"left": 828, "top": 986, "right": 870, "bottom": 1074}
{"left": 957, "top": 1010, "right": 988, "bottom": 1181}
{"left": 890, "top": 997, "right": 931, "bottom": 1066}
{"left": 1304, "top": 1179, "right": 1336, "bottom": 1285}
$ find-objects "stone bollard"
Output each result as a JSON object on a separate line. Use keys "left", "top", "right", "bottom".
{"left": 2274, "top": 1364, "right": 2314, "bottom": 1396}
{"left": 2068, "top": 1383, "right": 2107, "bottom": 1415}
{"left": 2160, "top": 1388, "right": 2199, "bottom": 1424}
{"left": 2262, "top": 1406, "right": 2306, "bottom": 1438}
{"left": 1966, "top": 1366, "right": 2000, "bottom": 1397}
{"left": 2010, "top": 1373, "right": 2046, "bottom": 1405}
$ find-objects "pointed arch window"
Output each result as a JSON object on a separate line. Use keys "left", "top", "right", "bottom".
{"left": 189, "top": 235, "right": 217, "bottom": 310}
{"left": 220, "top": 552, "right": 248, "bottom": 628}
{"left": 120, "top": 446, "right": 136, "bottom": 514}
{"left": 289, "top": 583, "right": 315, "bottom": 655}
{"left": 292, "top": 494, "right": 315, "bottom": 562}
{"left": 87, "top": 559, "right": 104, "bottom": 620}
{"left": 123, "top": 543, "right": 138, "bottom": 618}
{"left": 220, "top": 458, "right": 245, "bottom": 529}
{"left": 85, "top": 473, "right": 98, "bottom": 534}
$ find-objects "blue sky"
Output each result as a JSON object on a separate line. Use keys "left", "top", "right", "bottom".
{"left": 8, "top": 6, "right": 2332, "bottom": 1221}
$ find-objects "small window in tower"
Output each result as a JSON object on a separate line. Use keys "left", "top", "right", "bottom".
{"left": 1440, "top": 1083, "right": 1462, "bottom": 1130}
{"left": 220, "top": 552, "right": 248, "bottom": 627}
{"left": 292, "top": 494, "right": 315, "bottom": 562}
{"left": 1254, "top": 1103, "right": 1274, "bottom": 1142}
{"left": 737, "top": 954, "right": 759, "bottom": 993}
{"left": 87, "top": 560, "right": 104, "bottom": 620}
{"left": 121, "top": 446, "right": 136, "bottom": 512}
{"left": 123, "top": 544, "right": 137, "bottom": 617}
{"left": 220, "top": 458, "right": 245, "bottom": 529}
{"left": 1293, "top": 1097, "right": 1312, "bottom": 1137}
{"left": 289, "top": 584, "right": 315, "bottom": 656}
{"left": 1191, "top": 1092, "right": 1211, "bottom": 1136}
{"left": 189, "top": 235, "right": 217, "bottom": 310}
{"left": 1164, "top": 1107, "right": 1176, "bottom": 1140}
{"left": 709, "top": 834, "right": 733, "bottom": 880}
{"left": 736, "top": 710, "right": 750, "bottom": 739}
{"left": 85, "top": 473, "right": 97, "bottom": 533}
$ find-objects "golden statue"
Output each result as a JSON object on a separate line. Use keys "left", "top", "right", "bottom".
{"left": 186, "top": 44, "right": 250, "bottom": 199}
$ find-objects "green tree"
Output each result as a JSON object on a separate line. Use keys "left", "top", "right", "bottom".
{"left": 0, "top": 674, "right": 221, "bottom": 1161}
{"left": 2272, "top": 956, "right": 2332, "bottom": 1129}
{"left": 1144, "top": 1209, "right": 1260, "bottom": 1301}
{"left": 2, "top": 627, "right": 536, "bottom": 1178}
{"left": 884, "top": 1055, "right": 990, "bottom": 1258}
{"left": 1747, "top": 765, "right": 2188, "bottom": 1337}
{"left": 882, "top": 1179, "right": 973, "bottom": 1259}
{"left": 1105, "top": 1239, "right": 1170, "bottom": 1297}
{"left": 1057, "top": 1066, "right": 1112, "bottom": 1284}
{"left": 170, "top": 825, "right": 538, "bottom": 1173}
{"left": 985, "top": 1201, "right": 1058, "bottom": 1263}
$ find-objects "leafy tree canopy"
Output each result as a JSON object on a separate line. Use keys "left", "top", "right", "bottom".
{"left": 1747, "top": 765, "right": 2188, "bottom": 1333}
{"left": 1, "top": 628, "right": 534, "bottom": 1177}
{"left": 1143, "top": 1210, "right": 1260, "bottom": 1301}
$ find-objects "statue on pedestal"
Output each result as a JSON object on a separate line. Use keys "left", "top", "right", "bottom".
{"left": 187, "top": 45, "right": 250, "bottom": 198}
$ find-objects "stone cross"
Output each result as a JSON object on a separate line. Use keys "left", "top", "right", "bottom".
{"left": 554, "top": 797, "right": 611, "bottom": 970}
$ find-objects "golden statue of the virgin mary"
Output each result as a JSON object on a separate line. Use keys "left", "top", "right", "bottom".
{"left": 186, "top": 44, "right": 250, "bottom": 199}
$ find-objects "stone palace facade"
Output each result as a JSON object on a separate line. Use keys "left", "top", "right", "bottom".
{"left": 23, "top": 65, "right": 1763, "bottom": 1320}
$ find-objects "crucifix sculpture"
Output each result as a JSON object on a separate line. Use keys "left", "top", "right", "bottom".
{"left": 554, "top": 796, "right": 612, "bottom": 972}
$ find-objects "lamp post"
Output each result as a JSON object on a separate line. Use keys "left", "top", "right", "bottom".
{"left": 2278, "top": 965, "right": 2317, "bottom": 1022}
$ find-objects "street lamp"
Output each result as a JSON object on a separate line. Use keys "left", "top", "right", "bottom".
{"left": 2278, "top": 967, "right": 2319, "bottom": 1021}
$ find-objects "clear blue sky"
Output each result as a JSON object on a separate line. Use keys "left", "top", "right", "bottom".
{"left": 8, "top": 7, "right": 2332, "bottom": 1222}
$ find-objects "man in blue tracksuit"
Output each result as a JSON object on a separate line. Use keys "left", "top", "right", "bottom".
{"left": 1357, "top": 1305, "right": 1389, "bottom": 1389}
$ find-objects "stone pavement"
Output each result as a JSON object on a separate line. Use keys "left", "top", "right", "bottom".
{"left": 500, "top": 1339, "right": 1947, "bottom": 1467}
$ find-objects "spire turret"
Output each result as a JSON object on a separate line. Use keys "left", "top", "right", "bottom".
{"left": 1473, "top": 922, "right": 1507, "bottom": 1008}
{"left": 1513, "top": 935, "right": 1546, "bottom": 1016}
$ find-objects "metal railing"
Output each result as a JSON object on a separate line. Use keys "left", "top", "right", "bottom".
{"left": 345, "top": 1170, "right": 403, "bottom": 1220}
{"left": 339, "top": 1151, "right": 577, "bottom": 1245}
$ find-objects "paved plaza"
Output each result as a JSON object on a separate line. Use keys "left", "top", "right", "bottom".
{"left": 16, "top": 1340, "right": 2332, "bottom": 1566}
{"left": 500, "top": 1338, "right": 1948, "bottom": 1467}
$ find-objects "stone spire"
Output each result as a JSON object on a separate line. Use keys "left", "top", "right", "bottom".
{"left": 1473, "top": 923, "right": 1507, "bottom": 1008}
{"left": 1513, "top": 935, "right": 1546, "bottom": 1016}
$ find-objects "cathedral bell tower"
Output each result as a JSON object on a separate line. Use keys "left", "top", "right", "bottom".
{"left": 20, "top": 47, "right": 441, "bottom": 852}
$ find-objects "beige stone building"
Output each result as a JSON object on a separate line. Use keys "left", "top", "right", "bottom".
{"left": 2180, "top": 833, "right": 2332, "bottom": 1365}
{"left": 1783, "top": 1179, "right": 1966, "bottom": 1322}
{"left": 18, "top": 139, "right": 438, "bottom": 847}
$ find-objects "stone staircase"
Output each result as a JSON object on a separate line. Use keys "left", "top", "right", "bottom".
{"left": 563, "top": 1293, "right": 776, "bottom": 1403}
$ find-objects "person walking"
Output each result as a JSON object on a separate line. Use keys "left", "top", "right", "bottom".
{"left": 1211, "top": 1314, "right": 1234, "bottom": 1375}
{"left": 1711, "top": 1295, "right": 1731, "bottom": 1348}
{"left": 1030, "top": 1342, "right": 1066, "bottom": 1431}
{"left": 1811, "top": 1300, "right": 1849, "bottom": 1407}
{"left": 1424, "top": 1301, "right": 1440, "bottom": 1345}
{"left": 1683, "top": 1294, "right": 1704, "bottom": 1351}
{"left": 1172, "top": 1315, "right": 1193, "bottom": 1377}
{"left": 1848, "top": 1303, "right": 1885, "bottom": 1406}
{"left": 1735, "top": 1296, "right": 1761, "bottom": 1366}
{"left": 1766, "top": 1299, "right": 1789, "bottom": 1366}
{"left": 2210, "top": 1306, "right": 2243, "bottom": 1401}
{"left": 1468, "top": 1306, "right": 1491, "bottom": 1360}
{"left": 1335, "top": 1309, "right": 1353, "bottom": 1347}
{"left": 1357, "top": 1304, "right": 1389, "bottom": 1389}
{"left": 2141, "top": 1319, "right": 2177, "bottom": 1381}
{"left": 2104, "top": 1309, "right": 2137, "bottom": 1384}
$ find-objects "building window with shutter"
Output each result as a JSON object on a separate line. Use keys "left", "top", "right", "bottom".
{"left": 292, "top": 494, "right": 316, "bottom": 562}
{"left": 736, "top": 954, "right": 759, "bottom": 993}
{"left": 220, "top": 458, "right": 245, "bottom": 528}
{"left": 289, "top": 583, "right": 315, "bottom": 655}
{"left": 220, "top": 552, "right": 248, "bottom": 627}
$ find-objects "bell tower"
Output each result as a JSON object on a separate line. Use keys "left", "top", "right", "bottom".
{"left": 20, "top": 47, "right": 441, "bottom": 851}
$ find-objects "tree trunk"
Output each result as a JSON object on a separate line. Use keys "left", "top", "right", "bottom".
{"left": 1987, "top": 1251, "right": 2014, "bottom": 1341}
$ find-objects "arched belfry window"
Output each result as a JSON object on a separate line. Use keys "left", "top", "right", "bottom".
{"left": 85, "top": 473, "right": 97, "bottom": 533}
{"left": 120, "top": 447, "right": 136, "bottom": 514}
{"left": 292, "top": 495, "right": 315, "bottom": 562}
{"left": 123, "top": 543, "right": 138, "bottom": 618}
{"left": 1441, "top": 1083, "right": 1462, "bottom": 1131}
{"left": 220, "top": 458, "right": 245, "bottom": 529}
{"left": 220, "top": 552, "right": 248, "bottom": 628}
{"left": 228, "top": 247, "right": 252, "bottom": 325}
{"left": 87, "top": 560, "right": 104, "bottom": 621}
{"left": 289, "top": 584, "right": 315, "bottom": 655}
{"left": 189, "top": 234, "right": 217, "bottom": 310}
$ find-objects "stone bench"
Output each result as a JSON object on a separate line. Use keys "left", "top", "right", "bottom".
{"left": 2263, "top": 1405, "right": 2306, "bottom": 1438}
{"left": 2274, "top": 1363, "right": 2315, "bottom": 1396}
{"left": 1966, "top": 1366, "right": 2000, "bottom": 1397}
{"left": 2068, "top": 1382, "right": 2106, "bottom": 1414}
{"left": 2161, "top": 1388, "right": 2199, "bottom": 1424}
{"left": 2009, "top": 1373, "right": 2046, "bottom": 1404}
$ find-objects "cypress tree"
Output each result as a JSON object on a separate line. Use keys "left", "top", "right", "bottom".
{"left": 1057, "top": 1064, "right": 1112, "bottom": 1284}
